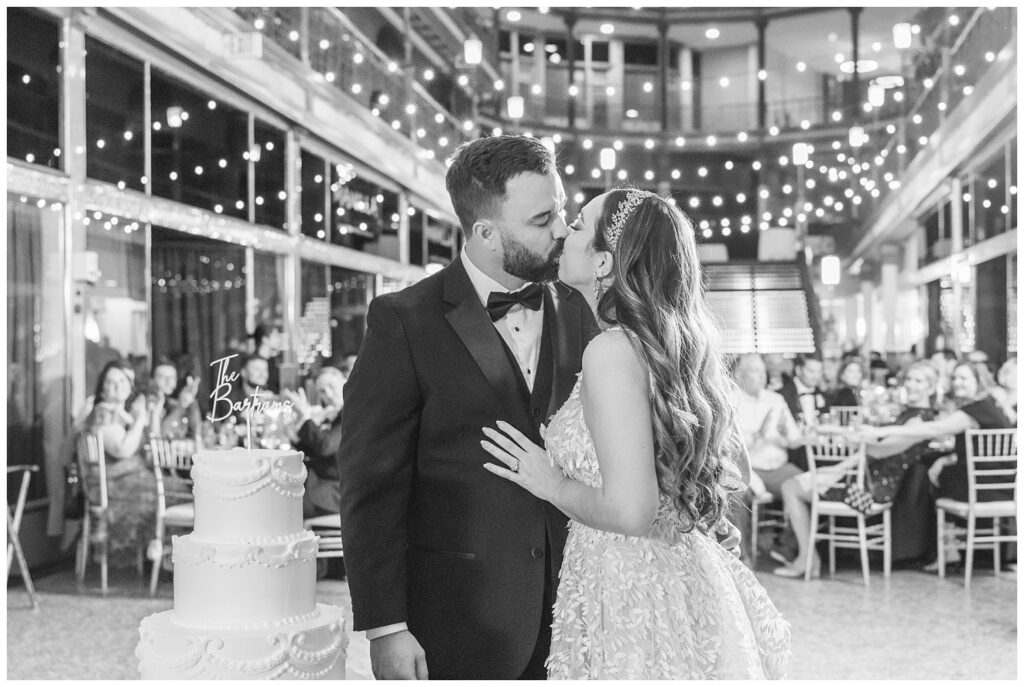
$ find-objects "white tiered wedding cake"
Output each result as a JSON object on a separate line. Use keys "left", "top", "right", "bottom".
{"left": 136, "top": 448, "right": 347, "bottom": 679}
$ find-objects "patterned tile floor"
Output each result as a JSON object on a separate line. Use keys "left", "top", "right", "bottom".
{"left": 6, "top": 557, "right": 1017, "bottom": 680}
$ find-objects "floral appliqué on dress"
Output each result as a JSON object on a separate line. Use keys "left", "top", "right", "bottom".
{"left": 544, "top": 372, "right": 792, "bottom": 679}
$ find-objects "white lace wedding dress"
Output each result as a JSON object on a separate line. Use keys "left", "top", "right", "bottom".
{"left": 544, "top": 371, "right": 792, "bottom": 679}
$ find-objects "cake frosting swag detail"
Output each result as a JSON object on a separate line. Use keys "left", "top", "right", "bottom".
{"left": 135, "top": 448, "right": 348, "bottom": 679}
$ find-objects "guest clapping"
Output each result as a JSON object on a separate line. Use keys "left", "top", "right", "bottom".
{"left": 77, "top": 360, "right": 157, "bottom": 567}
{"left": 282, "top": 367, "right": 346, "bottom": 517}
{"left": 729, "top": 353, "right": 803, "bottom": 564}
{"left": 147, "top": 357, "right": 201, "bottom": 444}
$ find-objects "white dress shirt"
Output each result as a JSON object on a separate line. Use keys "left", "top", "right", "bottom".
{"left": 734, "top": 388, "right": 800, "bottom": 472}
{"left": 461, "top": 247, "right": 545, "bottom": 391}
{"left": 365, "top": 251, "right": 546, "bottom": 642}
{"left": 794, "top": 378, "right": 821, "bottom": 422}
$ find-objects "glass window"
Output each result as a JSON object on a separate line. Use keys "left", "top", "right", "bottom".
{"left": 254, "top": 119, "right": 287, "bottom": 230}
{"left": 975, "top": 147, "right": 1008, "bottom": 242}
{"left": 331, "top": 166, "right": 402, "bottom": 261}
{"left": 85, "top": 36, "right": 145, "bottom": 191}
{"left": 300, "top": 149, "right": 328, "bottom": 240}
{"left": 84, "top": 209, "right": 149, "bottom": 388}
{"left": 7, "top": 8, "right": 62, "bottom": 170}
{"left": 151, "top": 69, "right": 249, "bottom": 220}
{"left": 253, "top": 250, "right": 286, "bottom": 332}
{"left": 409, "top": 206, "right": 425, "bottom": 266}
{"left": 426, "top": 214, "right": 458, "bottom": 266}
{"left": 329, "top": 266, "right": 374, "bottom": 367}
{"left": 7, "top": 194, "right": 68, "bottom": 502}
{"left": 1008, "top": 139, "right": 1017, "bottom": 231}
{"left": 624, "top": 42, "right": 658, "bottom": 66}
{"left": 150, "top": 227, "right": 247, "bottom": 415}
{"left": 298, "top": 261, "right": 332, "bottom": 372}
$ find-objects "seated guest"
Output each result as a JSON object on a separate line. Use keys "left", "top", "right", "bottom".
{"left": 76, "top": 360, "right": 157, "bottom": 567}
{"left": 868, "top": 359, "right": 891, "bottom": 387}
{"left": 991, "top": 357, "right": 1017, "bottom": 419}
{"left": 930, "top": 348, "right": 958, "bottom": 404}
{"left": 861, "top": 360, "right": 1015, "bottom": 571}
{"left": 231, "top": 354, "right": 274, "bottom": 409}
{"left": 827, "top": 360, "right": 864, "bottom": 407}
{"left": 774, "top": 362, "right": 941, "bottom": 578}
{"left": 147, "top": 357, "right": 202, "bottom": 444}
{"left": 727, "top": 353, "right": 803, "bottom": 564}
{"left": 282, "top": 366, "right": 346, "bottom": 517}
{"left": 249, "top": 324, "right": 283, "bottom": 393}
{"left": 779, "top": 354, "right": 829, "bottom": 470}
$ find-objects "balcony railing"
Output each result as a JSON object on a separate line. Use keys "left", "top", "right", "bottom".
{"left": 233, "top": 7, "right": 475, "bottom": 162}
{"left": 866, "top": 6, "right": 1015, "bottom": 214}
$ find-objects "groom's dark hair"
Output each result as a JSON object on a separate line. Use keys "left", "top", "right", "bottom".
{"left": 445, "top": 135, "right": 555, "bottom": 234}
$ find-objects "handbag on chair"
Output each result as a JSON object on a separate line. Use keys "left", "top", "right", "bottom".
{"left": 842, "top": 474, "right": 876, "bottom": 514}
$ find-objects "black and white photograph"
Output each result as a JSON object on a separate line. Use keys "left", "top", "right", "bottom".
{"left": 4, "top": 3, "right": 1018, "bottom": 680}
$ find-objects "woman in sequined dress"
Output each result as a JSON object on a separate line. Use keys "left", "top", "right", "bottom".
{"left": 481, "top": 189, "right": 791, "bottom": 679}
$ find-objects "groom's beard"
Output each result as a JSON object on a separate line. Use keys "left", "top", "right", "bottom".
{"left": 499, "top": 230, "right": 563, "bottom": 283}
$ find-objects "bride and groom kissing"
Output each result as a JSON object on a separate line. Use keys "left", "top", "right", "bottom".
{"left": 337, "top": 135, "right": 791, "bottom": 679}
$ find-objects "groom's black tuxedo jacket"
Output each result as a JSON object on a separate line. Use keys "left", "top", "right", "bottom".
{"left": 337, "top": 257, "right": 597, "bottom": 679}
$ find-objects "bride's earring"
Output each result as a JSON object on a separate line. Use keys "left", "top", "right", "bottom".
{"left": 592, "top": 272, "right": 603, "bottom": 302}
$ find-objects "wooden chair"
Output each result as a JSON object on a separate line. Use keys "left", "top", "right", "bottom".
{"left": 304, "top": 513, "right": 344, "bottom": 563}
{"left": 750, "top": 491, "right": 787, "bottom": 567}
{"left": 148, "top": 437, "right": 196, "bottom": 596}
{"left": 936, "top": 428, "right": 1018, "bottom": 589}
{"left": 7, "top": 464, "right": 41, "bottom": 611}
{"left": 76, "top": 432, "right": 111, "bottom": 593}
{"left": 830, "top": 406, "right": 862, "bottom": 427}
{"left": 804, "top": 433, "right": 893, "bottom": 585}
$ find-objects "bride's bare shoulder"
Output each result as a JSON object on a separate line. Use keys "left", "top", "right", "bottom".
{"left": 582, "top": 328, "right": 644, "bottom": 377}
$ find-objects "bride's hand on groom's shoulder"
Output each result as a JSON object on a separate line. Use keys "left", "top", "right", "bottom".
{"left": 481, "top": 420, "right": 566, "bottom": 504}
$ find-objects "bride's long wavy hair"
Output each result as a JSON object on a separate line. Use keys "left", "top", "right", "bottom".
{"left": 595, "top": 188, "right": 744, "bottom": 531}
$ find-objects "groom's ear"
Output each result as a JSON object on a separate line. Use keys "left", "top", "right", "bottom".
{"left": 472, "top": 220, "right": 498, "bottom": 249}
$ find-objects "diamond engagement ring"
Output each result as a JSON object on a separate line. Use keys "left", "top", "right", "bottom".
{"left": 511, "top": 458, "right": 520, "bottom": 473}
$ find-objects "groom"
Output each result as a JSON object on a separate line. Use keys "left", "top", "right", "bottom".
{"left": 337, "top": 135, "right": 598, "bottom": 679}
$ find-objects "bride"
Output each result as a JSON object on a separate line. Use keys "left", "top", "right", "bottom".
{"left": 481, "top": 188, "right": 791, "bottom": 679}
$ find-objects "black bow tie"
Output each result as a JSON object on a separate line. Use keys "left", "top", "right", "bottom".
{"left": 486, "top": 283, "right": 544, "bottom": 322}
{"left": 799, "top": 391, "right": 816, "bottom": 397}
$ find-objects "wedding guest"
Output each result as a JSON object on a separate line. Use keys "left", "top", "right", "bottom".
{"left": 282, "top": 366, "right": 346, "bottom": 518}
{"left": 482, "top": 188, "right": 788, "bottom": 678}
{"left": 77, "top": 360, "right": 157, "bottom": 567}
{"left": 992, "top": 357, "right": 1017, "bottom": 418}
{"left": 728, "top": 353, "right": 803, "bottom": 563}
{"left": 147, "top": 357, "right": 201, "bottom": 444}
{"left": 779, "top": 354, "right": 829, "bottom": 470}
{"left": 861, "top": 360, "right": 1015, "bottom": 571}
{"left": 826, "top": 360, "right": 864, "bottom": 407}
{"left": 930, "top": 348, "right": 958, "bottom": 403}
{"left": 774, "top": 361, "right": 942, "bottom": 578}
{"left": 249, "top": 324, "right": 282, "bottom": 393}
{"left": 233, "top": 354, "right": 272, "bottom": 401}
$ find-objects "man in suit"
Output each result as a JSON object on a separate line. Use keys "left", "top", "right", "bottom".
{"left": 283, "top": 366, "right": 346, "bottom": 517}
{"left": 778, "top": 354, "right": 829, "bottom": 472}
{"left": 337, "top": 135, "right": 597, "bottom": 680}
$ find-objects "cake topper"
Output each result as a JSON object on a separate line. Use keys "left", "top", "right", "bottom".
{"left": 208, "top": 354, "right": 293, "bottom": 449}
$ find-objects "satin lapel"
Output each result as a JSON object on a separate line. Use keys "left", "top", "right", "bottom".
{"left": 443, "top": 259, "right": 532, "bottom": 423}
{"left": 544, "top": 285, "right": 584, "bottom": 419}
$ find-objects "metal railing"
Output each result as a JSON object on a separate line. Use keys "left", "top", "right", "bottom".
{"left": 867, "top": 7, "right": 1015, "bottom": 214}
{"left": 233, "top": 7, "right": 474, "bottom": 160}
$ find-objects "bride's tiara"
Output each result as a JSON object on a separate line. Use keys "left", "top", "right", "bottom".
{"left": 606, "top": 190, "right": 651, "bottom": 250}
